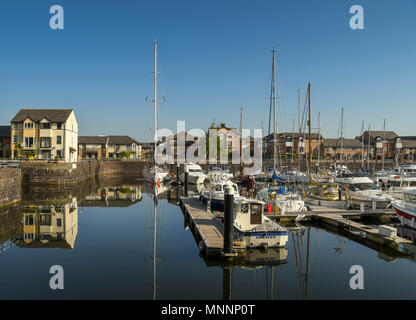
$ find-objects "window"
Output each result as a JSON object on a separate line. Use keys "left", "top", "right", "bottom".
{"left": 57, "top": 123, "right": 62, "bottom": 129}
{"left": 40, "top": 123, "right": 50, "bottom": 129}
{"left": 24, "top": 215, "right": 34, "bottom": 226}
{"left": 40, "top": 137, "right": 51, "bottom": 148}
{"left": 13, "top": 136, "right": 18, "bottom": 144}
{"left": 40, "top": 214, "right": 52, "bottom": 226}
{"left": 24, "top": 233, "right": 35, "bottom": 240}
{"left": 13, "top": 123, "right": 18, "bottom": 129}
{"left": 57, "top": 218, "right": 62, "bottom": 227}
{"left": 24, "top": 122, "right": 34, "bottom": 129}
{"left": 24, "top": 137, "right": 34, "bottom": 148}
{"left": 57, "top": 136, "right": 62, "bottom": 144}
{"left": 56, "top": 150, "right": 62, "bottom": 158}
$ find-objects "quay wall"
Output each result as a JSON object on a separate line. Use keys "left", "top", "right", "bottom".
{"left": 0, "top": 168, "right": 22, "bottom": 208}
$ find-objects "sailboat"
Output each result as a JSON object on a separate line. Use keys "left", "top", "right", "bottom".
{"left": 257, "top": 50, "right": 305, "bottom": 213}
{"left": 143, "top": 40, "right": 170, "bottom": 185}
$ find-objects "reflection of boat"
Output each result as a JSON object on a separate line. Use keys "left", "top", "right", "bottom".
{"left": 200, "top": 180, "right": 242, "bottom": 212}
{"left": 241, "top": 247, "right": 287, "bottom": 267}
{"left": 19, "top": 198, "right": 78, "bottom": 249}
{"left": 391, "top": 189, "right": 416, "bottom": 228}
{"left": 180, "top": 163, "right": 206, "bottom": 185}
{"left": 233, "top": 198, "right": 288, "bottom": 248}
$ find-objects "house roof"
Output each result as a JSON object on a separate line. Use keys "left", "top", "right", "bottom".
{"left": 107, "top": 136, "right": 138, "bottom": 145}
{"left": 78, "top": 136, "right": 109, "bottom": 144}
{"left": 362, "top": 130, "right": 399, "bottom": 140}
{"left": 402, "top": 139, "right": 416, "bottom": 149}
{"left": 264, "top": 132, "right": 323, "bottom": 140}
{"left": 323, "top": 138, "right": 362, "bottom": 148}
{"left": 0, "top": 126, "right": 10, "bottom": 137}
{"left": 78, "top": 135, "right": 139, "bottom": 145}
{"left": 11, "top": 109, "right": 73, "bottom": 123}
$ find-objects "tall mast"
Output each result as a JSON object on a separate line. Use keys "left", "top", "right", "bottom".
{"left": 272, "top": 50, "right": 277, "bottom": 171}
{"left": 298, "top": 88, "right": 301, "bottom": 133}
{"left": 292, "top": 119, "right": 295, "bottom": 164}
{"left": 361, "top": 121, "right": 365, "bottom": 168}
{"left": 382, "top": 119, "right": 386, "bottom": 171}
{"left": 240, "top": 107, "right": 243, "bottom": 169}
{"left": 367, "top": 124, "right": 371, "bottom": 171}
{"left": 317, "top": 112, "right": 321, "bottom": 166}
{"left": 153, "top": 195, "right": 157, "bottom": 300}
{"left": 153, "top": 40, "right": 158, "bottom": 167}
{"left": 340, "top": 108, "right": 344, "bottom": 165}
{"left": 307, "top": 83, "right": 311, "bottom": 174}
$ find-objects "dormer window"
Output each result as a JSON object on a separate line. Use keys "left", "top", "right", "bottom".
{"left": 24, "top": 122, "right": 34, "bottom": 129}
{"left": 40, "top": 123, "right": 50, "bottom": 129}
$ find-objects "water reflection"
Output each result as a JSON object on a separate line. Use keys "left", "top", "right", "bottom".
{"left": 0, "top": 176, "right": 416, "bottom": 298}
{"left": 20, "top": 199, "right": 78, "bottom": 249}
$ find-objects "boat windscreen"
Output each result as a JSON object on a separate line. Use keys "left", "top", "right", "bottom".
{"left": 350, "top": 183, "right": 378, "bottom": 191}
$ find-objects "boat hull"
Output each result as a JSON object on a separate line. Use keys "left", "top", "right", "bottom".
{"left": 235, "top": 228, "right": 288, "bottom": 248}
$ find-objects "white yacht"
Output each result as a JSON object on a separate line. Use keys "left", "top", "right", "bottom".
{"left": 281, "top": 170, "right": 309, "bottom": 184}
{"left": 257, "top": 184, "right": 305, "bottom": 214}
{"left": 200, "top": 179, "right": 242, "bottom": 212}
{"left": 233, "top": 198, "right": 288, "bottom": 248}
{"left": 180, "top": 163, "right": 206, "bottom": 185}
{"left": 335, "top": 174, "right": 392, "bottom": 209}
{"left": 143, "top": 40, "right": 169, "bottom": 183}
{"left": 385, "top": 176, "right": 416, "bottom": 199}
{"left": 391, "top": 189, "right": 416, "bottom": 229}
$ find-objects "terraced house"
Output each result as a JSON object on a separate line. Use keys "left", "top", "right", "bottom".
{"left": 78, "top": 135, "right": 141, "bottom": 159}
{"left": 10, "top": 109, "right": 78, "bottom": 162}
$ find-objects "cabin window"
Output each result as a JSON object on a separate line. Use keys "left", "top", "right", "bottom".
{"left": 404, "top": 193, "right": 416, "bottom": 204}
{"left": 251, "top": 204, "right": 262, "bottom": 215}
{"left": 410, "top": 181, "right": 416, "bottom": 187}
{"left": 241, "top": 203, "right": 249, "bottom": 214}
{"left": 215, "top": 185, "right": 222, "bottom": 192}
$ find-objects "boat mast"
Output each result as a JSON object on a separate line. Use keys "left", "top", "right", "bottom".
{"left": 367, "top": 124, "right": 371, "bottom": 171}
{"left": 317, "top": 112, "right": 321, "bottom": 167}
{"left": 382, "top": 119, "right": 386, "bottom": 171}
{"left": 307, "top": 83, "right": 311, "bottom": 175}
{"left": 361, "top": 121, "right": 365, "bottom": 168}
{"left": 298, "top": 89, "right": 301, "bottom": 133}
{"left": 272, "top": 50, "right": 278, "bottom": 172}
{"left": 240, "top": 107, "right": 243, "bottom": 171}
{"left": 340, "top": 108, "right": 344, "bottom": 165}
{"left": 153, "top": 40, "right": 158, "bottom": 167}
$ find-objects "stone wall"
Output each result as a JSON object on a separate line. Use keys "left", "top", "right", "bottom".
{"left": 0, "top": 168, "right": 22, "bottom": 208}
{"left": 98, "top": 160, "right": 147, "bottom": 176}
{"left": 21, "top": 161, "right": 98, "bottom": 185}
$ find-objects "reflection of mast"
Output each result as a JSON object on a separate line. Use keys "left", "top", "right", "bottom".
{"left": 222, "top": 267, "right": 232, "bottom": 300}
{"left": 304, "top": 226, "right": 311, "bottom": 300}
{"left": 292, "top": 227, "right": 310, "bottom": 300}
{"left": 153, "top": 187, "right": 157, "bottom": 300}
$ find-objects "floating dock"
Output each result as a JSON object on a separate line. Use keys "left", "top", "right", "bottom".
{"left": 180, "top": 195, "right": 412, "bottom": 256}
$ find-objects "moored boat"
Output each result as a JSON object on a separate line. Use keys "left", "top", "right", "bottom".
{"left": 391, "top": 190, "right": 416, "bottom": 228}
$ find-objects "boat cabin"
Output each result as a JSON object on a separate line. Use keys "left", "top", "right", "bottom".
{"left": 234, "top": 199, "right": 265, "bottom": 228}
{"left": 404, "top": 190, "right": 416, "bottom": 204}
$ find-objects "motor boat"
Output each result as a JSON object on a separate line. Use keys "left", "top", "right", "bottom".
{"left": 281, "top": 170, "right": 309, "bottom": 184}
{"left": 199, "top": 179, "right": 242, "bottom": 212}
{"left": 180, "top": 163, "right": 206, "bottom": 185}
{"left": 233, "top": 198, "right": 288, "bottom": 248}
{"left": 391, "top": 189, "right": 416, "bottom": 229}
{"left": 335, "top": 174, "right": 392, "bottom": 209}
{"left": 385, "top": 176, "right": 416, "bottom": 199}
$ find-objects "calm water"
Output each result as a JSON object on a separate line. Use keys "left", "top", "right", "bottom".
{"left": 1, "top": 176, "right": 416, "bottom": 300}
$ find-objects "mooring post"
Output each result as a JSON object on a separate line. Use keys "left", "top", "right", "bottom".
{"left": 224, "top": 186, "right": 234, "bottom": 255}
{"left": 184, "top": 166, "right": 189, "bottom": 197}
{"left": 176, "top": 163, "right": 179, "bottom": 185}
{"left": 222, "top": 267, "right": 233, "bottom": 300}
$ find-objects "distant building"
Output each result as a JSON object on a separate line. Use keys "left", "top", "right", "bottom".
{"left": 78, "top": 135, "right": 141, "bottom": 159}
{"left": 0, "top": 126, "right": 11, "bottom": 158}
{"left": 323, "top": 138, "right": 363, "bottom": 160}
{"left": 263, "top": 132, "right": 323, "bottom": 159}
{"left": 356, "top": 131, "right": 400, "bottom": 159}
{"left": 210, "top": 123, "right": 240, "bottom": 154}
{"left": 10, "top": 109, "right": 78, "bottom": 162}
{"left": 400, "top": 136, "right": 416, "bottom": 160}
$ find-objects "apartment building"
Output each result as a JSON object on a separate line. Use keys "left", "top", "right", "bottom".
{"left": 10, "top": 109, "right": 78, "bottom": 162}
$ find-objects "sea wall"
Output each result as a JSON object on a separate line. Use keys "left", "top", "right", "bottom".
{"left": 0, "top": 168, "right": 22, "bottom": 208}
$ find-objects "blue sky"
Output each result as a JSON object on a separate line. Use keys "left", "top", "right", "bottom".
{"left": 0, "top": 0, "right": 415, "bottom": 141}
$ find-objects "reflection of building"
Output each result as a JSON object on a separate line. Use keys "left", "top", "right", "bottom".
{"left": 79, "top": 185, "right": 142, "bottom": 207}
{"left": 19, "top": 198, "right": 78, "bottom": 249}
